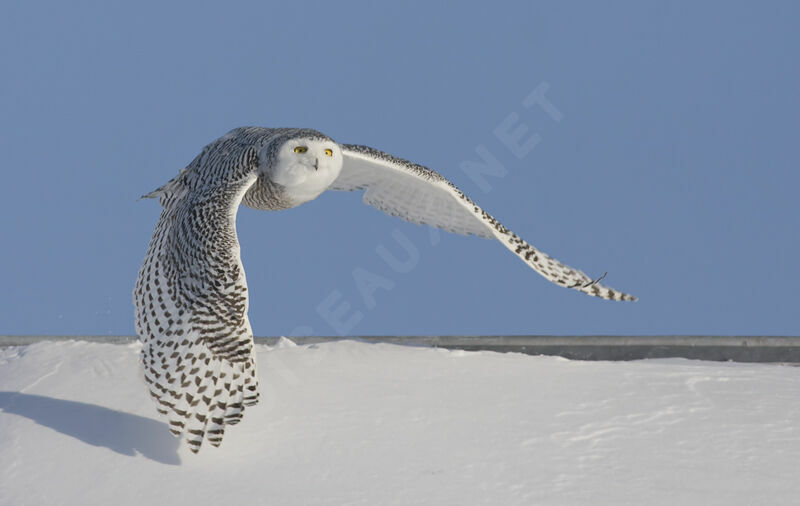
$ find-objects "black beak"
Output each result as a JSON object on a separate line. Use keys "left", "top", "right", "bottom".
{"left": 314, "top": 158, "right": 319, "bottom": 171}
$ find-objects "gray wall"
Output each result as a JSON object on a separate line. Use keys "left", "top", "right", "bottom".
{"left": 2, "top": 335, "right": 798, "bottom": 363}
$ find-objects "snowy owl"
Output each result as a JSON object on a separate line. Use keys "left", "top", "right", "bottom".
{"left": 134, "top": 126, "right": 636, "bottom": 452}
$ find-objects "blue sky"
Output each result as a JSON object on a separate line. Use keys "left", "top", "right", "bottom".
{"left": 1, "top": 1, "right": 797, "bottom": 336}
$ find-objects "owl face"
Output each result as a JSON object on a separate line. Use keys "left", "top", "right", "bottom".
{"left": 266, "top": 136, "right": 343, "bottom": 204}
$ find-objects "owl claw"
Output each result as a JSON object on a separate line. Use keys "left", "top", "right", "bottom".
{"left": 569, "top": 272, "right": 607, "bottom": 289}
{"left": 583, "top": 272, "right": 608, "bottom": 288}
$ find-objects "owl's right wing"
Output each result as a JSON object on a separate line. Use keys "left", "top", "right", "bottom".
{"left": 135, "top": 151, "right": 261, "bottom": 453}
{"left": 331, "top": 144, "right": 637, "bottom": 301}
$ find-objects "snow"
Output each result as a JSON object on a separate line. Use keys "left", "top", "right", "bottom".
{"left": 1, "top": 340, "right": 798, "bottom": 506}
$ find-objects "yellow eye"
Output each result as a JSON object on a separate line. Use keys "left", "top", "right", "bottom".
{"left": 294, "top": 146, "right": 308, "bottom": 154}
{"left": 324, "top": 148, "right": 333, "bottom": 157}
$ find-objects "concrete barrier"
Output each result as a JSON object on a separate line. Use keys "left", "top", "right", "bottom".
{"left": 2, "top": 335, "right": 798, "bottom": 363}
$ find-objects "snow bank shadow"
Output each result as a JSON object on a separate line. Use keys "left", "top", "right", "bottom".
{"left": 0, "top": 392, "right": 180, "bottom": 465}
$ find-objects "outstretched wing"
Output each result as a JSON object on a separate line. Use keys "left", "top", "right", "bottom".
{"left": 134, "top": 164, "right": 260, "bottom": 453}
{"left": 331, "top": 144, "right": 636, "bottom": 301}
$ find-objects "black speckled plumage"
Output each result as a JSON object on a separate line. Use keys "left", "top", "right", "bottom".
{"left": 135, "top": 126, "right": 636, "bottom": 453}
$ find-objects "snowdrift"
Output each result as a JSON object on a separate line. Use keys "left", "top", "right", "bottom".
{"left": 1, "top": 340, "right": 798, "bottom": 505}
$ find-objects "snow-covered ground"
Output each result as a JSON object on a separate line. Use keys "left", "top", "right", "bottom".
{"left": 1, "top": 340, "right": 798, "bottom": 506}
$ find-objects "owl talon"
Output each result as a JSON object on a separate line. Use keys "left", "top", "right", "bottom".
{"left": 580, "top": 272, "right": 607, "bottom": 289}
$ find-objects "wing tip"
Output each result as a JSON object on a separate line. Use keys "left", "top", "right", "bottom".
{"left": 577, "top": 273, "right": 637, "bottom": 302}
{"left": 596, "top": 287, "right": 638, "bottom": 302}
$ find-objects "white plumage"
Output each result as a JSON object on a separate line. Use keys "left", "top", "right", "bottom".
{"left": 134, "top": 126, "right": 636, "bottom": 452}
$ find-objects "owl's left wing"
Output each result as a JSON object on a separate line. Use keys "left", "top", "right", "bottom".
{"left": 330, "top": 144, "right": 637, "bottom": 301}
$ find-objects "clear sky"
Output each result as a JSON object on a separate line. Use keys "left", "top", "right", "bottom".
{"left": 1, "top": 1, "right": 797, "bottom": 336}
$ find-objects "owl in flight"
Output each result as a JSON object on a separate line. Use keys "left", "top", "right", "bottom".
{"left": 134, "top": 127, "right": 636, "bottom": 452}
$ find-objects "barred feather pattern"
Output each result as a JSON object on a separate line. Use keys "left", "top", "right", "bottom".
{"left": 134, "top": 127, "right": 329, "bottom": 452}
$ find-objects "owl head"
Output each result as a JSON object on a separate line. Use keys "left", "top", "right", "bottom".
{"left": 261, "top": 131, "right": 343, "bottom": 205}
